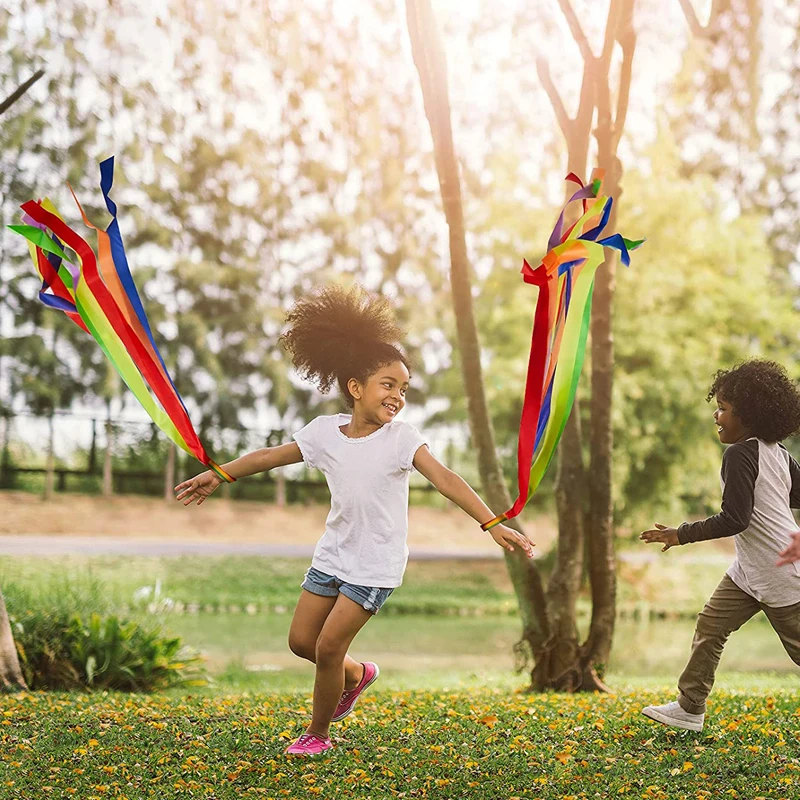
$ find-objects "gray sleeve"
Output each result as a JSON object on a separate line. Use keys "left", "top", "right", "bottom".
{"left": 677, "top": 440, "right": 758, "bottom": 545}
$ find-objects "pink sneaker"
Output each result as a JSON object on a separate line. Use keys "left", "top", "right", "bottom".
{"left": 284, "top": 731, "right": 333, "bottom": 756}
{"left": 331, "top": 661, "right": 380, "bottom": 722}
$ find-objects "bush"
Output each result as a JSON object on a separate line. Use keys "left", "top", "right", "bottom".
{"left": 5, "top": 574, "right": 206, "bottom": 691}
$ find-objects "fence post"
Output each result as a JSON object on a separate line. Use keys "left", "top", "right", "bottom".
{"left": 0, "top": 415, "right": 10, "bottom": 488}
{"left": 88, "top": 417, "right": 97, "bottom": 474}
{"left": 44, "top": 413, "right": 55, "bottom": 500}
{"left": 164, "top": 442, "right": 175, "bottom": 502}
{"left": 103, "top": 418, "right": 114, "bottom": 496}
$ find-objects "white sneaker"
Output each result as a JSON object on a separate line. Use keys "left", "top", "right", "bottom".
{"left": 642, "top": 700, "right": 704, "bottom": 732}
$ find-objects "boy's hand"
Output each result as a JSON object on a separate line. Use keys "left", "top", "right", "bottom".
{"left": 639, "top": 522, "right": 680, "bottom": 552}
{"left": 776, "top": 531, "right": 800, "bottom": 566}
{"left": 490, "top": 524, "right": 535, "bottom": 557}
{"left": 174, "top": 470, "right": 223, "bottom": 506}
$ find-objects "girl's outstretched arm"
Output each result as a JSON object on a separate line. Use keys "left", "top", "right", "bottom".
{"left": 412, "top": 445, "right": 535, "bottom": 557}
{"left": 175, "top": 442, "right": 304, "bottom": 506}
{"left": 777, "top": 531, "right": 800, "bottom": 566}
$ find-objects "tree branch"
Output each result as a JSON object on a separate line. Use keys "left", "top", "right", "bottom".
{"left": 612, "top": 12, "right": 636, "bottom": 150}
{"left": 536, "top": 57, "right": 572, "bottom": 140}
{"left": 676, "top": 0, "right": 705, "bottom": 37}
{"left": 677, "top": 0, "right": 726, "bottom": 38}
{"left": 599, "top": 0, "right": 623, "bottom": 66}
{"left": 0, "top": 70, "right": 45, "bottom": 117}
{"left": 574, "top": 62, "right": 594, "bottom": 144}
{"left": 556, "top": 0, "right": 596, "bottom": 64}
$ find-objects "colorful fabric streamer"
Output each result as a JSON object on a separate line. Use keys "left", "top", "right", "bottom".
{"left": 481, "top": 169, "right": 644, "bottom": 532}
{"left": 9, "top": 157, "right": 235, "bottom": 484}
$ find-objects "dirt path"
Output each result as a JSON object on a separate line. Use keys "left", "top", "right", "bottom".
{"left": 0, "top": 534, "right": 506, "bottom": 559}
{"left": 0, "top": 491, "right": 557, "bottom": 555}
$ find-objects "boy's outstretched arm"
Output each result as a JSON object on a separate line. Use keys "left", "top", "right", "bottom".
{"left": 412, "top": 445, "right": 534, "bottom": 557}
{"left": 640, "top": 442, "right": 757, "bottom": 552}
{"left": 175, "top": 442, "right": 304, "bottom": 506}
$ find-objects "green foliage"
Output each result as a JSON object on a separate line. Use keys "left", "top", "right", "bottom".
{"left": 612, "top": 130, "right": 800, "bottom": 528}
{"left": 4, "top": 574, "right": 205, "bottom": 691}
{"left": 64, "top": 612, "right": 205, "bottom": 692}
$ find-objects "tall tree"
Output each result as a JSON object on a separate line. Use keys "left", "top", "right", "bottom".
{"left": 405, "top": 0, "right": 551, "bottom": 687}
{"left": 0, "top": 65, "right": 43, "bottom": 691}
{"left": 406, "top": 0, "right": 637, "bottom": 690}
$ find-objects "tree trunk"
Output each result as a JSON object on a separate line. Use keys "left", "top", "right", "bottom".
{"left": 535, "top": 0, "right": 636, "bottom": 691}
{"left": 407, "top": 0, "right": 637, "bottom": 691}
{"left": 405, "top": 0, "right": 549, "bottom": 670}
{"left": 540, "top": 407, "right": 586, "bottom": 690}
{"left": 0, "top": 591, "right": 27, "bottom": 692}
{"left": 0, "top": 70, "right": 46, "bottom": 692}
{"left": 580, "top": 0, "right": 636, "bottom": 677}
{"left": 164, "top": 442, "right": 176, "bottom": 502}
{"left": 537, "top": 56, "right": 599, "bottom": 690}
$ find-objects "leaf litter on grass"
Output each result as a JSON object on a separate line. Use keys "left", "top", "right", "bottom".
{"left": 1, "top": 687, "right": 798, "bottom": 799}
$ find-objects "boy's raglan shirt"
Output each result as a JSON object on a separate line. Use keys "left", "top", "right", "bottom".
{"left": 677, "top": 438, "right": 800, "bottom": 607}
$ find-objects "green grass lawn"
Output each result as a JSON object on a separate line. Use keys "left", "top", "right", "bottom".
{"left": 0, "top": 555, "right": 517, "bottom": 616}
{"left": 1, "top": 554, "right": 798, "bottom": 797}
{"left": 0, "top": 549, "right": 744, "bottom": 617}
{"left": 165, "top": 610, "right": 800, "bottom": 689}
{"left": 1, "top": 682, "right": 798, "bottom": 799}
{"left": 3, "top": 553, "right": 798, "bottom": 689}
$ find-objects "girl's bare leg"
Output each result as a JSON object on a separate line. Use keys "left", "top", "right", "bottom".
{"left": 287, "top": 590, "right": 365, "bottom": 690}
{"left": 307, "top": 594, "right": 372, "bottom": 737}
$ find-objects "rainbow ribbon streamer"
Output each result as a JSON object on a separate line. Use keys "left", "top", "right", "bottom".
{"left": 8, "top": 157, "right": 235, "bottom": 484}
{"left": 482, "top": 169, "right": 644, "bottom": 532}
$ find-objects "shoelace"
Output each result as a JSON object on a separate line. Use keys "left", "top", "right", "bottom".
{"left": 297, "top": 733, "right": 326, "bottom": 746}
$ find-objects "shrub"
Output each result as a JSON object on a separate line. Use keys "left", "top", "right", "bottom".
{"left": 5, "top": 574, "right": 205, "bottom": 691}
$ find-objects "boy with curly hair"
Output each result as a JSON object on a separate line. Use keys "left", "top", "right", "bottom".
{"left": 639, "top": 359, "right": 800, "bottom": 731}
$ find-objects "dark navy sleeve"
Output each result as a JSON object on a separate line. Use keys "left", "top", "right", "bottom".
{"left": 780, "top": 446, "right": 800, "bottom": 509}
{"left": 677, "top": 440, "right": 758, "bottom": 545}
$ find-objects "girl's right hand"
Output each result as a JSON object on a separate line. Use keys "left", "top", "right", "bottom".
{"left": 490, "top": 524, "right": 535, "bottom": 558}
{"left": 174, "top": 470, "right": 223, "bottom": 506}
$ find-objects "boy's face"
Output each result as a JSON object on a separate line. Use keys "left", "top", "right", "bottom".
{"left": 713, "top": 397, "right": 751, "bottom": 444}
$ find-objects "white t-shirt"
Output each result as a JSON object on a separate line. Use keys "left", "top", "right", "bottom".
{"left": 293, "top": 414, "right": 427, "bottom": 588}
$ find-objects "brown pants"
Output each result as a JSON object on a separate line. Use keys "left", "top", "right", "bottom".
{"left": 678, "top": 574, "right": 800, "bottom": 715}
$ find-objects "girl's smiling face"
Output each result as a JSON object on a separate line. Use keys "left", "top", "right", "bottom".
{"left": 349, "top": 360, "right": 410, "bottom": 424}
{"left": 714, "top": 397, "right": 751, "bottom": 443}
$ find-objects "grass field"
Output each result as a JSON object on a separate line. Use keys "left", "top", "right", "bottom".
{"left": 1, "top": 681, "right": 798, "bottom": 799}
{"left": 0, "top": 548, "right": 745, "bottom": 616}
{"left": 1, "top": 547, "right": 799, "bottom": 798}
{"left": 3, "top": 553, "right": 798, "bottom": 686}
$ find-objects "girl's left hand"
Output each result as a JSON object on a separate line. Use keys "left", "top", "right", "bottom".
{"left": 640, "top": 522, "right": 680, "bottom": 552}
{"left": 776, "top": 531, "right": 800, "bottom": 566}
{"left": 490, "top": 524, "right": 535, "bottom": 557}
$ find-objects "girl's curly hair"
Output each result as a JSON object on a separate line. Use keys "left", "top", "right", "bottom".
{"left": 706, "top": 359, "right": 800, "bottom": 443}
{"left": 280, "top": 284, "right": 410, "bottom": 407}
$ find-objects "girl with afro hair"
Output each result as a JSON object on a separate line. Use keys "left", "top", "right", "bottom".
{"left": 639, "top": 359, "right": 800, "bottom": 732}
{"left": 175, "top": 284, "right": 534, "bottom": 756}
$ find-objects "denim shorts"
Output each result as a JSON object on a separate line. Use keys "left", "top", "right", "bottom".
{"left": 301, "top": 566, "right": 394, "bottom": 615}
